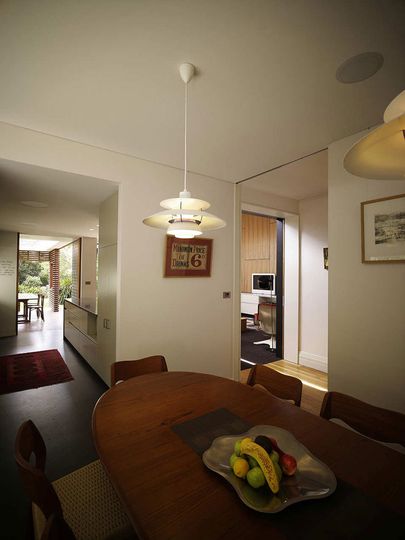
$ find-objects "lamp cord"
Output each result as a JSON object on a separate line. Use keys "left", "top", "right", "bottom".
{"left": 184, "top": 80, "right": 188, "bottom": 193}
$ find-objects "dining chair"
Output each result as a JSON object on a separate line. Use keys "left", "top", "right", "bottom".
{"left": 41, "top": 515, "right": 75, "bottom": 540}
{"left": 15, "top": 420, "right": 135, "bottom": 540}
{"left": 111, "top": 355, "right": 168, "bottom": 386}
{"left": 28, "top": 294, "right": 45, "bottom": 322}
{"left": 246, "top": 364, "right": 303, "bottom": 407}
{"left": 320, "top": 391, "right": 405, "bottom": 446}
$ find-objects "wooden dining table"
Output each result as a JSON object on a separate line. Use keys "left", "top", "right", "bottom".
{"left": 92, "top": 372, "right": 405, "bottom": 539}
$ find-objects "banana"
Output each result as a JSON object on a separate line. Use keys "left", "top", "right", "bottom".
{"left": 240, "top": 440, "right": 280, "bottom": 494}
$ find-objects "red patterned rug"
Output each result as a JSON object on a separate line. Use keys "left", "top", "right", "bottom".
{"left": 0, "top": 349, "right": 73, "bottom": 395}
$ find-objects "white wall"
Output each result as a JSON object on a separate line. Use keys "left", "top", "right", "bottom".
{"left": 80, "top": 236, "right": 97, "bottom": 302}
{"left": 298, "top": 195, "right": 328, "bottom": 372}
{"left": 0, "top": 231, "right": 18, "bottom": 337}
{"left": 0, "top": 122, "right": 237, "bottom": 379}
{"left": 329, "top": 131, "right": 405, "bottom": 413}
{"left": 97, "top": 193, "right": 118, "bottom": 384}
{"left": 241, "top": 186, "right": 299, "bottom": 215}
{"left": 116, "top": 166, "right": 235, "bottom": 378}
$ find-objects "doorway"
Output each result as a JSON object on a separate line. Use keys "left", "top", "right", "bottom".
{"left": 240, "top": 212, "right": 284, "bottom": 369}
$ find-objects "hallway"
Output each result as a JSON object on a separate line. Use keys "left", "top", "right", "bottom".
{"left": 0, "top": 309, "right": 107, "bottom": 539}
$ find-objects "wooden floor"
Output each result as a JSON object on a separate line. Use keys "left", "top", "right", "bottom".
{"left": 240, "top": 360, "right": 328, "bottom": 416}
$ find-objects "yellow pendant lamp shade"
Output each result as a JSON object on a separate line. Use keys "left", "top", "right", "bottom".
{"left": 344, "top": 90, "right": 405, "bottom": 180}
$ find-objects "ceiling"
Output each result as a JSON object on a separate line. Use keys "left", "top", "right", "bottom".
{"left": 20, "top": 235, "right": 74, "bottom": 251}
{"left": 0, "top": 0, "right": 404, "bottom": 232}
{"left": 0, "top": 159, "right": 118, "bottom": 238}
{"left": 243, "top": 149, "right": 328, "bottom": 200}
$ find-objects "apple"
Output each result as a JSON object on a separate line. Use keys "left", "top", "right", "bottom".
{"left": 269, "top": 437, "right": 285, "bottom": 457}
{"left": 280, "top": 453, "right": 297, "bottom": 476}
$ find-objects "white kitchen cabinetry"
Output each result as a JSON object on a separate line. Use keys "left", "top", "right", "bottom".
{"left": 64, "top": 299, "right": 98, "bottom": 370}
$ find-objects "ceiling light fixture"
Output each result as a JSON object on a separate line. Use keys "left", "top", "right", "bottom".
{"left": 20, "top": 200, "right": 48, "bottom": 208}
{"left": 336, "top": 52, "right": 384, "bottom": 84}
{"left": 344, "top": 90, "right": 405, "bottom": 180}
{"left": 143, "top": 63, "right": 226, "bottom": 239}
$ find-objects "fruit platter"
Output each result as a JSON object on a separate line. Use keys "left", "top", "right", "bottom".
{"left": 202, "top": 425, "right": 336, "bottom": 513}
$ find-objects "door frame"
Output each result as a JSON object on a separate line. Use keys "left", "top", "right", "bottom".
{"left": 241, "top": 202, "right": 299, "bottom": 365}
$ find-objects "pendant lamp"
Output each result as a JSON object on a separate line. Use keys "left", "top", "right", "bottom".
{"left": 344, "top": 90, "right": 405, "bottom": 180}
{"left": 143, "top": 63, "right": 226, "bottom": 238}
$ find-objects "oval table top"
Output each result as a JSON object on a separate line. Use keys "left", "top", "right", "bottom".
{"left": 93, "top": 371, "right": 405, "bottom": 539}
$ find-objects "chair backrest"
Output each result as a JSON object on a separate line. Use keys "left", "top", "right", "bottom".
{"left": 111, "top": 355, "right": 168, "bottom": 386}
{"left": 27, "top": 294, "right": 44, "bottom": 308}
{"left": 41, "top": 515, "right": 75, "bottom": 540}
{"left": 15, "top": 420, "right": 63, "bottom": 519}
{"left": 246, "top": 364, "right": 303, "bottom": 406}
{"left": 320, "top": 391, "right": 405, "bottom": 446}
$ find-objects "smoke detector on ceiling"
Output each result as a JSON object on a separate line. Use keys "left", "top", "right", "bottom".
{"left": 336, "top": 52, "right": 384, "bottom": 84}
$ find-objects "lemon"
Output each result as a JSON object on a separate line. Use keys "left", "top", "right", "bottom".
{"left": 233, "top": 457, "right": 250, "bottom": 478}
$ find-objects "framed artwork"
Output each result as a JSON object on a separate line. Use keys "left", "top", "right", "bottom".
{"left": 361, "top": 193, "right": 405, "bottom": 263}
{"left": 323, "top": 248, "right": 328, "bottom": 270}
{"left": 165, "top": 236, "right": 213, "bottom": 277}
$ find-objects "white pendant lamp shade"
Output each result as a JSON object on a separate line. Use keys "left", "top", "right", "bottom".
{"left": 143, "top": 206, "right": 226, "bottom": 232}
{"left": 142, "top": 63, "right": 226, "bottom": 238}
{"left": 344, "top": 90, "right": 405, "bottom": 180}
{"left": 167, "top": 222, "right": 202, "bottom": 239}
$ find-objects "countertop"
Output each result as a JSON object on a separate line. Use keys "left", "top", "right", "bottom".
{"left": 65, "top": 297, "right": 97, "bottom": 315}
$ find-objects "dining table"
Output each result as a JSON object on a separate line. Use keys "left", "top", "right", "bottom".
{"left": 92, "top": 372, "right": 405, "bottom": 539}
{"left": 17, "top": 292, "right": 38, "bottom": 323}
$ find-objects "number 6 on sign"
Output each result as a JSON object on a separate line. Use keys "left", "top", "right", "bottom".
{"left": 165, "top": 236, "right": 213, "bottom": 277}
{"left": 190, "top": 254, "right": 202, "bottom": 268}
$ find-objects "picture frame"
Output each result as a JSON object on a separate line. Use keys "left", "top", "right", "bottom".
{"left": 361, "top": 193, "right": 405, "bottom": 263}
{"left": 323, "top": 248, "right": 328, "bottom": 270}
{"left": 165, "top": 236, "right": 213, "bottom": 277}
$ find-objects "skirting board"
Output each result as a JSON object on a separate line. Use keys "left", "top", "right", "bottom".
{"left": 299, "top": 351, "right": 328, "bottom": 373}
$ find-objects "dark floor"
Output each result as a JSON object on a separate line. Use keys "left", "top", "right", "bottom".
{"left": 0, "top": 310, "right": 108, "bottom": 540}
{"left": 241, "top": 319, "right": 278, "bottom": 370}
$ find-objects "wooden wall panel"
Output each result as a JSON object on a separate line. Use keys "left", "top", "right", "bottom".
{"left": 49, "top": 249, "right": 60, "bottom": 312}
{"left": 241, "top": 213, "right": 277, "bottom": 292}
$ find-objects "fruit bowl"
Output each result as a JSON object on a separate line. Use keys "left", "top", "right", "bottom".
{"left": 202, "top": 425, "right": 336, "bottom": 513}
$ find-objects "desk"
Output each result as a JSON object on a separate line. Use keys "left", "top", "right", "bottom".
{"left": 93, "top": 372, "right": 405, "bottom": 539}
{"left": 17, "top": 293, "right": 37, "bottom": 323}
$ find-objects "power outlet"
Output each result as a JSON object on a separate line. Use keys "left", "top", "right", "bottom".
{"left": 103, "top": 318, "right": 111, "bottom": 329}
{"left": 223, "top": 291, "right": 231, "bottom": 299}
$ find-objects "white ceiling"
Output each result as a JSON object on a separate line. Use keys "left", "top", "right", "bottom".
{"left": 0, "top": 159, "right": 118, "bottom": 238}
{"left": 0, "top": 0, "right": 404, "bottom": 233}
{"left": 20, "top": 235, "right": 74, "bottom": 251}
{"left": 243, "top": 150, "right": 328, "bottom": 200}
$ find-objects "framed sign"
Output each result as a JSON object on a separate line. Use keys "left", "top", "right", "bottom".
{"left": 165, "top": 236, "right": 212, "bottom": 277}
{"left": 361, "top": 193, "right": 405, "bottom": 263}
